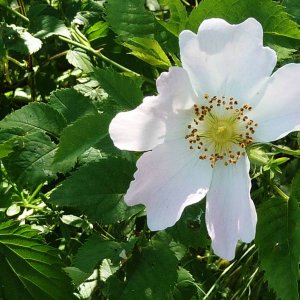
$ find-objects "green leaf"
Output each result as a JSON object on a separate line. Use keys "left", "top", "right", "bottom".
{"left": 28, "top": 4, "right": 70, "bottom": 39}
{"left": 124, "top": 37, "right": 171, "bottom": 69}
{"left": 63, "top": 267, "right": 90, "bottom": 287}
{"left": 173, "top": 267, "right": 201, "bottom": 300}
{"left": 73, "top": 235, "right": 124, "bottom": 273}
{"left": 0, "top": 0, "right": 8, "bottom": 6}
{"left": 255, "top": 173, "right": 300, "bottom": 300}
{"left": 93, "top": 68, "right": 143, "bottom": 109}
{"left": 66, "top": 48, "right": 94, "bottom": 73}
{"left": 0, "top": 221, "right": 74, "bottom": 300}
{"left": 0, "top": 103, "right": 67, "bottom": 138}
{"left": 1, "top": 24, "right": 42, "bottom": 55}
{"left": 188, "top": 0, "right": 300, "bottom": 40}
{"left": 49, "top": 159, "right": 142, "bottom": 224}
{"left": 3, "top": 132, "right": 61, "bottom": 189}
{"left": 86, "top": 21, "right": 109, "bottom": 42}
{"left": 54, "top": 113, "right": 111, "bottom": 167}
{"left": 106, "top": 0, "right": 155, "bottom": 40}
{"left": 167, "top": 202, "right": 209, "bottom": 249}
{"left": 0, "top": 143, "right": 13, "bottom": 159}
{"left": 158, "top": 0, "right": 188, "bottom": 36}
{"left": 282, "top": 0, "right": 300, "bottom": 24}
{"left": 104, "top": 240, "right": 178, "bottom": 300}
{"left": 49, "top": 88, "right": 97, "bottom": 124}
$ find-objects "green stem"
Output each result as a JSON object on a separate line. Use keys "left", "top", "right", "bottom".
{"left": 203, "top": 245, "right": 256, "bottom": 299}
{"left": 8, "top": 56, "right": 27, "bottom": 68}
{"left": 2, "top": 4, "right": 29, "bottom": 22}
{"left": 273, "top": 184, "right": 289, "bottom": 201}
{"left": 180, "top": 0, "right": 191, "bottom": 6}
{"left": 27, "top": 183, "right": 44, "bottom": 203}
{"left": 58, "top": 35, "right": 155, "bottom": 85}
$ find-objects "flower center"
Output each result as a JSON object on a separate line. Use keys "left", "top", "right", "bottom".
{"left": 185, "top": 94, "right": 258, "bottom": 167}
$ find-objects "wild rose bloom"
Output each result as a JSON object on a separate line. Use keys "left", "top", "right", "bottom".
{"left": 109, "top": 18, "right": 300, "bottom": 260}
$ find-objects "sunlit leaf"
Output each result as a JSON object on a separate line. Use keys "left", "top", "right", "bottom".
{"left": 53, "top": 113, "right": 111, "bottom": 167}
{"left": 28, "top": 4, "right": 70, "bottom": 39}
{"left": 124, "top": 37, "right": 171, "bottom": 69}
{"left": 86, "top": 21, "right": 109, "bottom": 42}
{"left": 3, "top": 132, "right": 61, "bottom": 189}
{"left": 93, "top": 68, "right": 143, "bottom": 109}
{"left": 49, "top": 88, "right": 97, "bottom": 124}
{"left": 158, "top": 0, "right": 188, "bottom": 36}
{"left": 66, "top": 48, "right": 94, "bottom": 73}
{"left": 0, "top": 221, "right": 74, "bottom": 300}
{"left": 188, "top": 0, "right": 300, "bottom": 41}
{"left": 106, "top": 0, "right": 155, "bottom": 40}
{"left": 49, "top": 159, "right": 142, "bottom": 224}
{"left": 0, "top": 103, "right": 67, "bottom": 138}
{"left": 256, "top": 172, "right": 300, "bottom": 300}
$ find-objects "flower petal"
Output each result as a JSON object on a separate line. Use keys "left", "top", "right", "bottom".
{"left": 125, "top": 140, "right": 213, "bottom": 230}
{"left": 206, "top": 156, "right": 257, "bottom": 260}
{"left": 248, "top": 64, "right": 300, "bottom": 142}
{"left": 179, "top": 18, "right": 276, "bottom": 103}
{"left": 109, "top": 67, "right": 197, "bottom": 151}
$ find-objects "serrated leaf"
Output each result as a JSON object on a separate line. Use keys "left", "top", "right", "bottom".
{"left": 0, "top": 221, "right": 74, "bottom": 300}
{"left": 124, "top": 37, "right": 171, "bottom": 69}
{"left": 104, "top": 241, "right": 178, "bottom": 300}
{"left": 49, "top": 88, "right": 97, "bottom": 124}
{"left": 28, "top": 4, "right": 70, "bottom": 38}
{"left": 1, "top": 24, "right": 42, "bottom": 55}
{"left": 106, "top": 0, "right": 155, "bottom": 40}
{"left": 66, "top": 48, "right": 94, "bottom": 73}
{"left": 188, "top": 0, "right": 300, "bottom": 41}
{"left": 282, "top": 0, "right": 300, "bottom": 24}
{"left": 0, "top": 103, "right": 67, "bottom": 138}
{"left": 86, "top": 21, "right": 109, "bottom": 42}
{"left": 93, "top": 68, "right": 143, "bottom": 109}
{"left": 64, "top": 267, "right": 89, "bottom": 287}
{"left": 173, "top": 267, "right": 201, "bottom": 300}
{"left": 19, "top": 30, "right": 43, "bottom": 54}
{"left": 255, "top": 172, "right": 300, "bottom": 300}
{"left": 158, "top": 0, "right": 188, "bottom": 36}
{"left": 3, "top": 132, "right": 62, "bottom": 189}
{"left": 73, "top": 235, "right": 124, "bottom": 273}
{"left": 49, "top": 159, "right": 142, "bottom": 224}
{"left": 54, "top": 113, "right": 111, "bottom": 167}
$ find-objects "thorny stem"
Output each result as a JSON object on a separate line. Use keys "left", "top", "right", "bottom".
{"left": 58, "top": 35, "right": 155, "bottom": 85}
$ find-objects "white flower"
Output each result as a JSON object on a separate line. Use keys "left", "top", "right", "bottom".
{"left": 109, "top": 18, "right": 300, "bottom": 260}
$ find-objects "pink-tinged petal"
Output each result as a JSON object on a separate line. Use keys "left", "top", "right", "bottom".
{"left": 125, "top": 140, "right": 213, "bottom": 230}
{"left": 179, "top": 18, "right": 276, "bottom": 103}
{"left": 206, "top": 156, "right": 257, "bottom": 260}
{"left": 109, "top": 96, "right": 166, "bottom": 151}
{"left": 248, "top": 64, "right": 300, "bottom": 142}
{"left": 109, "top": 67, "right": 197, "bottom": 151}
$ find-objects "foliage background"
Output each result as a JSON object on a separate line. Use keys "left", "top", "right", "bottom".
{"left": 0, "top": 0, "right": 299, "bottom": 299}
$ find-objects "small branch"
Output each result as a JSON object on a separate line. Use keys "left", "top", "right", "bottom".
{"left": 58, "top": 35, "right": 155, "bottom": 85}
{"left": 8, "top": 56, "right": 27, "bottom": 69}
{"left": 2, "top": 4, "right": 29, "bottom": 22}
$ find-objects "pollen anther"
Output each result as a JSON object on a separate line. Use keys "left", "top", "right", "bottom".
{"left": 185, "top": 94, "right": 257, "bottom": 167}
